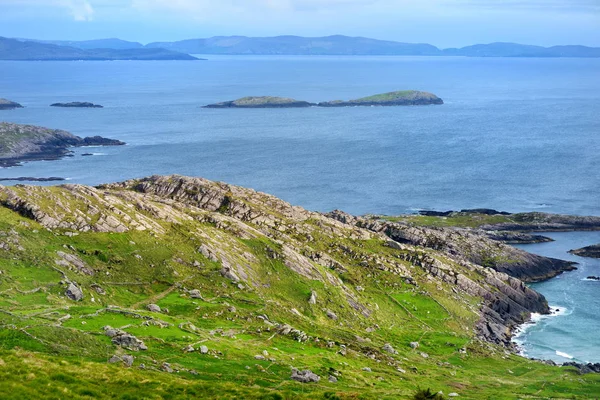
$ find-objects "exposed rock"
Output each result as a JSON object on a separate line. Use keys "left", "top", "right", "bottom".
{"left": 326, "top": 310, "right": 338, "bottom": 320}
{"left": 0, "top": 177, "right": 65, "bottom": 182}
{"left": 586, "top": 276, "right": 600, "bottom": 281}
{"left": 382, "top": 343, "right": 397, "bottom": 354}
{"left": 308, "top": 290, "right": 317, "bottom": 305}
{"left": 562, "top": 362, "right": 600, "bottom": 374}
{"left": 50, "top": 102, "right": 103, "bottom": 108}
{"left": 65, "top": 282, "right": 83, "bottom": 301}
{"left": 410, "top": 342, "right": 420, "bottom": 349}
{"left": 291, "top": 368, "right": 320, "bottom": 383}
{"left": 328, "top": 375, "right": 338, "bottom": 383}
{"left": 569, "top": 244, "right": 600, "bottom": 259}
{"left": 162, "top": 363, "right": 173, "bottom": 373}
{"left": 188, "top": 289, "right": 202, "bottom": 299}
{"left": 122, "top": 355, "right": 134, "bottom": 367}
{"left": 362, "top": 367, "right": 372, "bottom": 372}
{"left": 56, "top": 251, "right": 94, "bottom": 275}
{"left": 109, "top": 330, "right": 148, "bottom": 351}
{"left": 484, "top": 231, "right": 553, "bottom": 244}
{"left": 0, "top": 122, "right": 124, "bottom": 167}
{"left": 146, "top": 304, "right": 161, "bottom": 313}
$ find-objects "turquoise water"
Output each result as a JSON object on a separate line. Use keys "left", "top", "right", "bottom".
{"left": 514, "top": 231, "right": 600, "bottom": 363}
{"left": 0, "top": 55, "right": 599, "bottom": 361}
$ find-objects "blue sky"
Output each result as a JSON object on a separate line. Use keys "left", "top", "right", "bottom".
{"left": 0, "top": 0, "right": 598, "bottom": 47}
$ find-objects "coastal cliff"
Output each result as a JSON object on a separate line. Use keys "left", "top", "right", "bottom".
{"left": 0, "top": 175, "right": 596, "bottom": 398}
{"left": 0, "top": 122, "right": 124, "bottom": 166}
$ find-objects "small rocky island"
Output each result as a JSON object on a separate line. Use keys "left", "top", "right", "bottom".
{"left": 0, "top": 98, "right": 24, "bottom": 110}
{"left": 204, "top": 96, "right": 314, "bottom": 108}
{"left": 570, "top": 244, "right": 600, "bottom": 258}
{"left": 204, "top": 90, "right": 444, "bottom": 108}
{"left": 318, "top": 90, "right": 444, "bottom": 106}
{"left": 50, "top": 102, "right": 103, "bottom": 108}
{"left": 0, "top": 122, "right": 124, "bottom": 167}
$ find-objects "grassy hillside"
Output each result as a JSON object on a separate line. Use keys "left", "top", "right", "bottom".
{"left": 0, "top": 176, "right": 597, "bottom": 399}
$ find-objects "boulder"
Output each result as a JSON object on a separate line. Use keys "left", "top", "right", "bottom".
{"left": 146, "top": 303, "right": 161, "bottom": 313}
{"left": 382, "top": 343, "right": 397, "bottom": 354}
{"left": 291, "top": 368, "right": 320, "bottom": 383}
{"left": 65, "top": 282, "right": 83, "bottom": 301}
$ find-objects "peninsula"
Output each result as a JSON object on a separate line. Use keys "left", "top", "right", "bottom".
{"left": 204, "top": 91, "right": 443, "bottom": 108}
{"left": 0, "top": 37, "right": 200, "bottom": 61}
{"left": 0, "top": 174, "right": 598, "bottom": 399}
{"left": 0, "top": 122, "right": 124, "bottom": 166}
{"left": 570, "top": 244, "right": 600, "bottom": 258}
{"left": 0, "top": 98, "right": 24, "bottom": 110}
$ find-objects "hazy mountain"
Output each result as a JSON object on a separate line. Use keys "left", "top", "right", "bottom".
{"left": 442, "top": 42, "right": 600, "bottom": 57}
{"left": 0, "top": 37, "right": 199, "bottom": 60}
{"left": 22, "top": 38, "right": 144, "bottom": 50}
{"left": 146, "top": 35, "right": 443, "bottom": 55}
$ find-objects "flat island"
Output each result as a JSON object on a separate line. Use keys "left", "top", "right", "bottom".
{"left": 50, "top": 102, "right": 103, "bottom": 108}
{"left": 0, "top": 98, "right": 24, "bottom": 110}
{"left": 319, "top": 90, "right": 444, "bottom": 106}
{"left": 204, "top": 90, "right": 443, "bottom": 108}
{"left": 0, "top": 122, "right": 124, "bottom": 167}
{"left": 203, "top": 96, "right": 314, "bottom": 108}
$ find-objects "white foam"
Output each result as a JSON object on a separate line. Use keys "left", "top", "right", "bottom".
{"left": 512, "top": 305, "right": 567, "bottom": 356}
{"left": 92, "top": 153, "right": 107, "bottom": 156}
{"left": 556, "top": 351, "right": 573, "bottom": 359}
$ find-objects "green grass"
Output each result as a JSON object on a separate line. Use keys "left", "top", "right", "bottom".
{"left": 0, "top": 184, "right": 599, "bottom": 399}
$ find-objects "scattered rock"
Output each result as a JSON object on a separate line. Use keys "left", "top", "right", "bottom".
{"left": 108, "top": 329, "right": 148, "bottom": 351}
{"left": 183, "top": 345, "right": 195, "bottom": 353}
{"left": 328, "top": 375, "right": 338, "bottom": 383}
{"left": 291, "top": 368, "right": 320, "bottom": 383}
{"left": 162, "top": 363, "right": 173, "bottom": 373}
{"left": 254, "top": 355, "right": 266, "bottom": 360}
{"left": 362, "top": 367, "right": 372, "bottom": 372}
{"left": 449, "top": 393, "right": 459, "bottom": 397}
{"left": 65, "top": 282, "right": 83, "bottom": 301}
{"left": 410, "top": 342, "right": 419, "bottom": 349}
{"left": 382, "top": 343, "right": 397, "bottom": 354}
{"left": 122, "top": 355, "right": 134, "bottom": 367}
{"left": 200, "top": 345, "right": 209, "bottom": 354}
{"left": 50, "top": 102, "right": 103, "bottom": 108}
{"left": 308, "top": 290, "right": 317, "bottom": 305}
{"left": 146, "top": 304, "right": 161, "bottom": 313}
{"left": 326, "top": 310, "right": 338, "bottom": 320}
{"left": 188, "top": 289, "right": 202, "bottom": 299}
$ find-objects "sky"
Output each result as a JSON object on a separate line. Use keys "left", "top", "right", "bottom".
{"left": 0, "top": 0, "right": 598, "bottom": 48}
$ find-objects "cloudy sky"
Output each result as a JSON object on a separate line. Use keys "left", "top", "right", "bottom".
{"left": 0, "top": 0, "right": 598, "bottom": 47}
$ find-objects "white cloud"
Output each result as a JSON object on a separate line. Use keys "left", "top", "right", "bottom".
{"left": 60, "top": 0, "right": 95, "bottom": 21}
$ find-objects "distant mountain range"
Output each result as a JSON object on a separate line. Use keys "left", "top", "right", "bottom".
{"left": 0, "top": 37, "right": 199, "bottom": 61}
{"left": 6, "top": 35, "right": 600, "bottom": 59}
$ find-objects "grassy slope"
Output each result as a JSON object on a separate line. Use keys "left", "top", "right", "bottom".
{"left": 0, "top": 188, "right": 598, "bottom": 400}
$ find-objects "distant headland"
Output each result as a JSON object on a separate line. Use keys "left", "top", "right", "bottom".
{"left": 203, "top": 91, "right": 443, "bottom": 108}
{"left": 9, "top": 35, "right": 600, "bottom": 58}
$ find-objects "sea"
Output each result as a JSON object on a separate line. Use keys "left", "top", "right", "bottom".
{"left": 0, "top": 55, "right": 599, "bottom": 362}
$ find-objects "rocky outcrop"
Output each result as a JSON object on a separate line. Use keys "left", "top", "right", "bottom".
{"left": 569, "top": 244, "right": 600, "bottom": 258}
{"left": 50, "top": 102, "right": 103, "bottom": 108}
{"left": 204, "top": 96, "right": 314, "bottom": 108}
{"left": 0, "top": 122, "right": 125, "bottom": 166}
{"left": 291, "top": 369, "right": 320, "bottom": 383}
{"left": 65, "top": 282, "right": 83, "bottom": 301}
{"left": 481, "top": 213, "right": 600, "bottom": 232}
{"left": 328, "top": 211, "right": 575, "bottom": 283}
{"left": 318, "top": 90, "right": 443, "bottom": 107}
{"left": 482, "top": 231, "right": 553, "bottom": 244}
{"left": 0, "top": 175, "right": 567, "bottom": 349}
{"left": 0, "top": 98, "right": 23, "bottom": 110}
{"left": 0, "top": 177, "right": 65, "bottom": 182}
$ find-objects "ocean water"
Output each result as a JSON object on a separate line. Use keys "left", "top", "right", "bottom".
{"left": 514, "top": 231, "right": 600, "bottom": 363}
{"left": 1, "top": 55, "right": 599, "bottom": 362}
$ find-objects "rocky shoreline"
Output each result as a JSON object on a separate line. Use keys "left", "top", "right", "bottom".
{"left": 0, "top": 122, "right": 124, "bottom": 167}
{"left": 569, "top": 244, "right": 600, "bottom": 258}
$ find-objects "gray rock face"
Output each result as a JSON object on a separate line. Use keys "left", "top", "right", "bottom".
{"left": 200, "top": 345, "right": 209, "bottom": 354}
{"left": 326, "top": 310, "right": 338, "bottom": 320}
{"left": 291, "top": 368, "right": 320, "bottom": 383}
{"left": 106, "top": 327, "right": 148, "bottom": 352}
{"left": 410, "top": 341, "right": 419, "bottom": 349}
{"left": 308, "top": 290, "right": 317, "bottom": 304}
{"left": 65, "top": 282, "right": 83, "bottom": 301}
{"left": 188, "top": 289, "right": 202, "bottom": 299}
